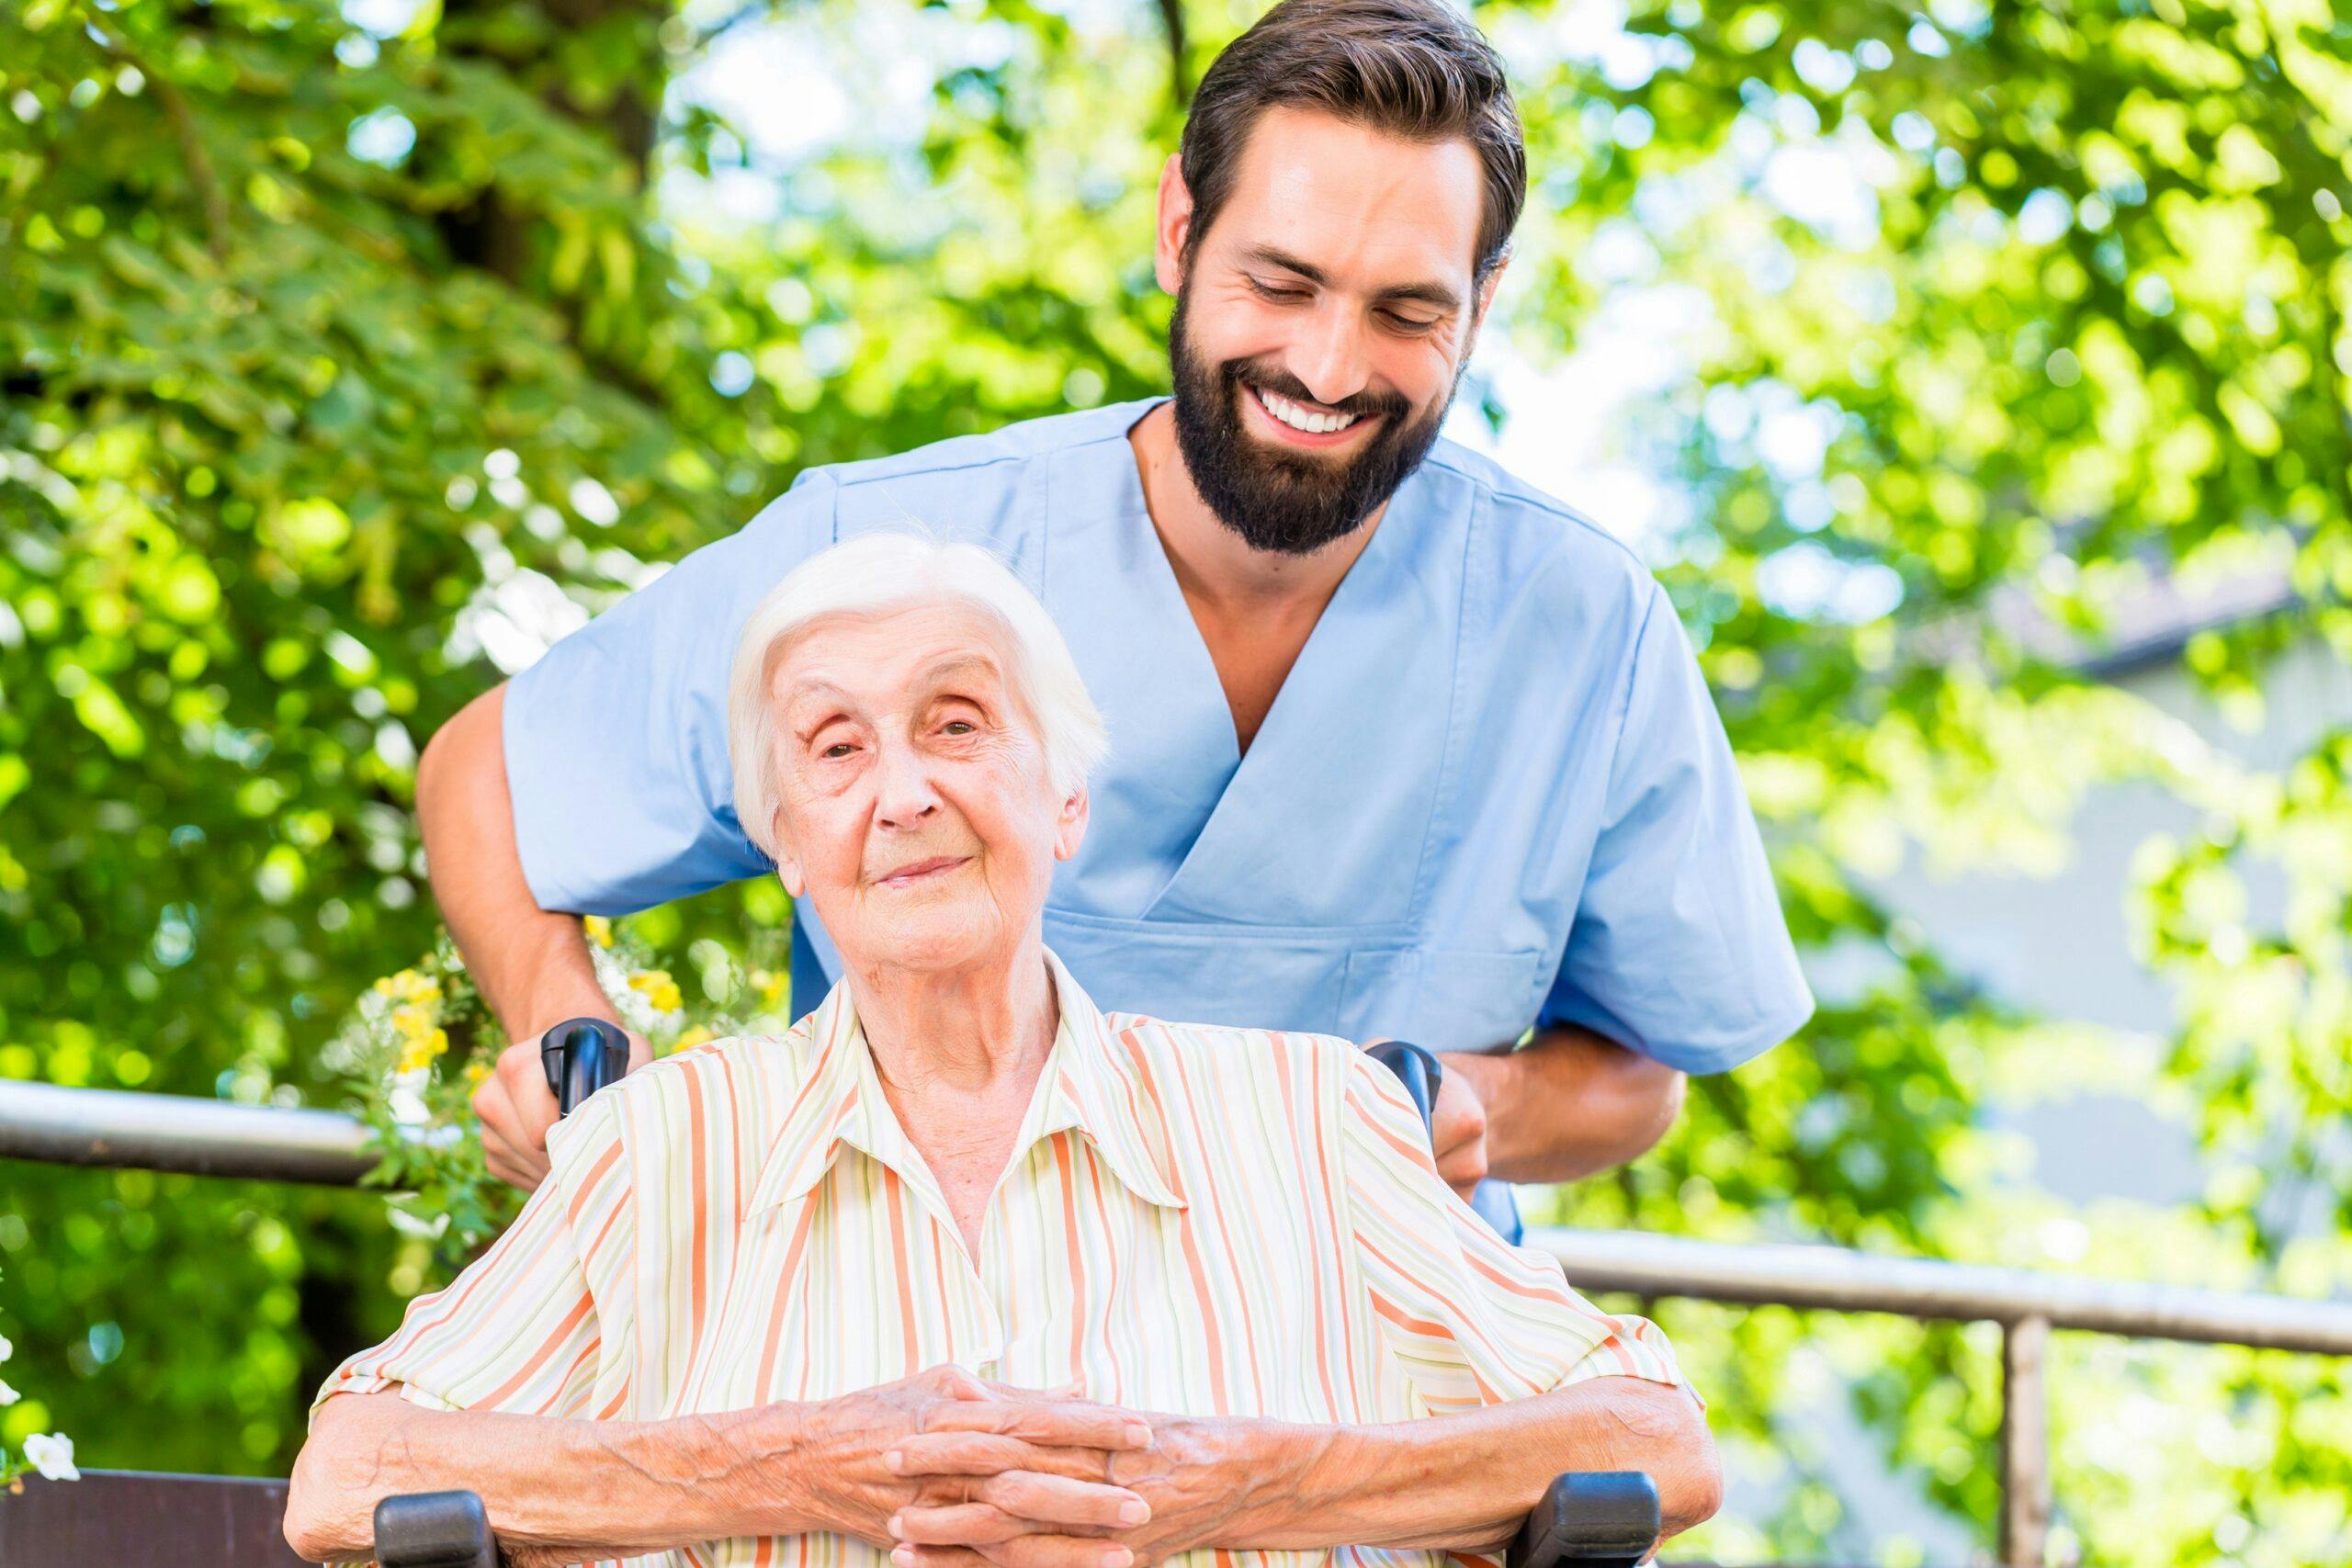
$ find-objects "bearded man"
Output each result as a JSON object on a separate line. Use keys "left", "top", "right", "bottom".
{"left": 417, "top": 0, "right": 1813, "bottom": 1237}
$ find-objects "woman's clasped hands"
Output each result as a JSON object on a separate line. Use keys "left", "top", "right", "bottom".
{"left": 820, "top": 1366, "right": 1266, "bottom": 1568}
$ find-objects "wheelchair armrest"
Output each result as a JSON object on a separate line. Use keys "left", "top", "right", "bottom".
{"left": 1506, "top": 1472, "right": 1659, "bottom": 1568}
{"left": 374, "top": 1488, "right": 498, "bottom": 1568}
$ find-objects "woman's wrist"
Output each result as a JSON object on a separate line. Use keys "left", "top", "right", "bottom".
{"left": 1216, "top": 1416, "right": 1505, "bottom": 1554}
{"left": 1245, "top": 1420, "right": 1400, "bottom": 1549}
{"left": 1127, "top": 1416, "right": 1346, "bottom": 1551}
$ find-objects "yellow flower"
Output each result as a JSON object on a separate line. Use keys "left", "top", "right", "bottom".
{"left": 461, "top": 1058, "right": 492, "bottom": 1087}
{"left": 396, "top": 1027, "right": 450, "bottom": 1076}
{"left": 373, "top": 969, "right": 443, "bottom": 1006}
{"left": 391, "top": 1005, "right": 437, "bottom": 1047}
{"left": 583, "top": 915, "right": 614, "bottom": 949}
{"left": 749, "top": 968, "right": 786, "bottom": 1007}
{"left": 674, "top": 1025, "right": 715, "bottom": 1050}
{"left": 629, "top": 969, "right": 683, "bottom": 1013}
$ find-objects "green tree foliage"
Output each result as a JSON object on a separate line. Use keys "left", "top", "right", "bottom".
{"left": 3, "top": 0, "right": 2348, "bottom": 1560}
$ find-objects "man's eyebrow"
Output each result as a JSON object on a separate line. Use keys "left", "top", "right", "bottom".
{"left": 1239, "top": 244, "right": 1463, "bottom": 312}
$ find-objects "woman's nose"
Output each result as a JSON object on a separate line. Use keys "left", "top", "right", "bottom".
{"left": 870, "top": 739, "right": 943, "bottom": 828}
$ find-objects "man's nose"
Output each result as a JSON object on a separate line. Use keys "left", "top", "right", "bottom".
{"left": 871, "top": 738, "right": 943, "bottom": 828}
{"left": 1291, "top": 305, "right": 1371, "bottom": 408}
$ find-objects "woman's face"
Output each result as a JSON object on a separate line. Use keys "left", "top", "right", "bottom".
{"left": 763, "top": 603, "right": 1087, "bottom": 978}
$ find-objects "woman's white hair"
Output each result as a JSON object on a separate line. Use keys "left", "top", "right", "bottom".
{"left": 727, "top": 530, "right": 1108, "bottom": 862}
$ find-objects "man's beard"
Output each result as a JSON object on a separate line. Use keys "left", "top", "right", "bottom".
{"left": 1167, "top": 288, "right": 1456, "bottom": 558}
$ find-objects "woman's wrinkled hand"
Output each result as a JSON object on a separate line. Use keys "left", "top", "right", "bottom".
{"left": 892, "top": 1404, "right": 1297, "bottom": 1568}
{"left": 785, "top": 1366, "right": 1154, "bottom": 1554}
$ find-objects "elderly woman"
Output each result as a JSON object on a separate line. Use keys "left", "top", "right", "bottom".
{"left": 285, "top": 533, "right": 1719, "bottom": 1568}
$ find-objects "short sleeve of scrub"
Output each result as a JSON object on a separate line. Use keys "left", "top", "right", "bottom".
{"left": 1537, "top": 583, "right": 1814, "bottom": 1074}
{"left": 502, "top": 472, "right": 837, "bottom": 915}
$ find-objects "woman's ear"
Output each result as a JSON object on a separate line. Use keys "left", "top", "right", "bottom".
{"left": 771, "top": 808, "right": 805, "bottom": 897}
{"left": 1052, "top": 784, "right": 1091, "bottom": 863}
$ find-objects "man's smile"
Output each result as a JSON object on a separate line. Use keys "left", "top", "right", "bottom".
{"left": 1246, "top": 382, "right": 1376, "bottom": 447}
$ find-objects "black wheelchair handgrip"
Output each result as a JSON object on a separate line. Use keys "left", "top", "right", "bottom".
{"left": 1366, "top": 1039, "right": 1443, "bottom": 1133}
{"left": 373, "top": 1488, "right": 497, "bottom": 1568}
{"left": 540, "top": 1015, "right": 630, "bottom": 1117}
{"left": 1507, "top": 1472, "right": 1661, "bottom": 1568}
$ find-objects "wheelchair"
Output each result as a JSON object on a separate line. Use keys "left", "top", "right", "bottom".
{"left": 367, "top": 1039, "right": 1662, "bottom": 1568}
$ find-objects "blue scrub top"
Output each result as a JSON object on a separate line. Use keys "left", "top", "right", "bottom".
{"left": 505, "top": 399, "right": 1812, "bottom": 1074}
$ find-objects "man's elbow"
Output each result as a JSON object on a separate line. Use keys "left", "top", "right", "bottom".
{"left": 1622, "top": 1062, "right": 1685, "bottom": 1164}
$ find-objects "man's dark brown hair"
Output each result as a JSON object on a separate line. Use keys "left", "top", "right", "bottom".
{"left": 1178, "top": 0, "right": 1528, "bottom": 288}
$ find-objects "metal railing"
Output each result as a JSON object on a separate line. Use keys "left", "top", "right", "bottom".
{"left": 8, "top": 1077, "right": 2352, "bottom": 1567}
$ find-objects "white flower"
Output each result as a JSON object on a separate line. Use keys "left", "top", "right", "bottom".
{"left": 0, "top": 1332, "right": 12, "bottom": 1363}
{"left": 0, "top": 1377, "right": 17, "bottom": 1405}
{"left": 23, "top": 1431, "right": 77, "bottom": 1481}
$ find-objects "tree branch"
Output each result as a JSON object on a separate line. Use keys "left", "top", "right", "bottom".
{"left": 78, "top": 7, "right": 231, "bottom": 257}
{"left": 1155, "top": 0, "right": 1190, "bottom": 107}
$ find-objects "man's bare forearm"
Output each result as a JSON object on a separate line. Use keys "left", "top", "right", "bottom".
{"left": 417, "top": 684, "right": 614, "bottom": 1041}
{"left": 1442, "top": 1026, "right": 1686, "bottom": 1184}
{"left": 284, "top": 1392, "right": 802, "bottom": 1562}
{"left": 1207, "top": 1377, "right": 1719, "bottom": 1552}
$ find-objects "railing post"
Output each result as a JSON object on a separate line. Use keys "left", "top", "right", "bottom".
{"left": 1998, "top": 1314, "right": 2052, "bottom": 1567}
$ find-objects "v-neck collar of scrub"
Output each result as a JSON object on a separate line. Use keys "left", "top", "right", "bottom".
{"left": 1049, "top": 411, "right": 1470, "bottom": 925}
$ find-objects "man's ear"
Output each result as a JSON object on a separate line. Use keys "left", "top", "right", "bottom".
{"left": 1470, "top": 251, "right": 1511, "bottom": 333}
{"left": 1153, "top": 152, "right": 1192, "bottom": 297}
{"left": 1052, "top": 784, "right": 1091, "bottom": 863}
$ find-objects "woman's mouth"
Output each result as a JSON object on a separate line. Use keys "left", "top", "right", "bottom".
{"left": 875, "top": 855, "right": 969, "bottom": 888}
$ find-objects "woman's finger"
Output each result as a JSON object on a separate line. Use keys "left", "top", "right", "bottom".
{"left": 893, "top": 1433, "right": 1132, "bottom": 1484}
{"left": 890, "top": 1504, "right": 1027, "bottom": 1546}
{"left": 889, "top": 1547, "right": 991, "bottom": 1568}
{"left": 892, "top": 1524, "right": 1132, "bottom": 1568}
{"left": 897, "top": 1472, "right": 1146, "bottom": 1533}
{"left": 978, "top": 1472, "right": 1149, "bottom": 1529}
{"left": 980, "top": 1535, "right": 1137, "bottom": 1568}
{"left": 925, "top": 1397, "right": 1150, "bottom": 1450}
{"left": 920, "top": 1364, "right": 997, "bottom": 1403}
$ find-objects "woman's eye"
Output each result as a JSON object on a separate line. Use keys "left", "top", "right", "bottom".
{"left": 941, "top": 720, "right": 976, "bottom": 736}
{"left": 820, "top": 742, "right": 855, "bottom": 759}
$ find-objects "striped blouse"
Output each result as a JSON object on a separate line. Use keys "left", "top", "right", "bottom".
{"left": 313, "top": 949, "right": 1688, "bottom": 1568}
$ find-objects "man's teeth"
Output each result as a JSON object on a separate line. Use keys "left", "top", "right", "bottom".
{"left": 1257, "top": 387, "right": 1361, "bottom": 434}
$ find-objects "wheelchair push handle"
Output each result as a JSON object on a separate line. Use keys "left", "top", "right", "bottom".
{"left": 1365, "top": 1039, "right": 1444, "bottom": 1129}
{"left": 540, "top": 1016, "right": 630, "bottom": 1117}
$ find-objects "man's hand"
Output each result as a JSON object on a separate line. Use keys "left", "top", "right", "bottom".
{"left": 472, "top": 1020, "right": 651, "bottom": 1190}
{"left": 1428, "top": 1059, "right": 1492, "bottom": 1201}
{"left": 1362, "top": 1036, "right": 1494, "bottom": 1202}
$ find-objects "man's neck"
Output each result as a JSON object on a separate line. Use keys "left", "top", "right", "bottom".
{"left": 1126, "top": 400, "right": 1385, "bottom": 617}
